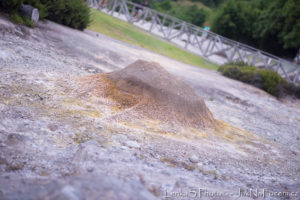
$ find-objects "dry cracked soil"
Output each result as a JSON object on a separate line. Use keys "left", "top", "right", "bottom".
{"left": 0, "top": 15, "right": 300, "bottom": 200}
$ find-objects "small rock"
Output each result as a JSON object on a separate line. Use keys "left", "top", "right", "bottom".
{"left": 197, "top": 163, "right": 203, "bottom": 167}
{"left": 148, "top": 145, "right": 154, "bottom": 150}
{"left": 61, "top": 185, "right": 83, "bottom": 200}
{"left": 189, "top": 155, "right": 199, "bottom": 163}
{"left": 97, "top": 124, "right": 103, "bottom": 130}
{"left": 48, "top": 124, "right": 58, "bottom": 132}
{"left": 175, "top": 178, "right": 187, "bottom": 188}
{"left": 125, "top": 141, "right": 140, "bottom": 148}
{"left": 121, "top": 146, "right": 128, "bottom": 150}
{"left": 5, "top": 133, "right": 29, "bottom": 146}
{"left": 161, "top": 170, "right": 170, "bottom": 176}
{"left": 111, "top": 134, "right": 127, "bottom": 143}
{"left": 87, "top": 167, "right": 94, "bottom": 173}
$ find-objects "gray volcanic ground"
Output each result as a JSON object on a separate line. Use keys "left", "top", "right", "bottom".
{"left": 0, "top": 15, "right": 300, "bottom": 200}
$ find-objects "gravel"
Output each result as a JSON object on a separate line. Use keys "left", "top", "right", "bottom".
{"left": 0, "top": 15, "right": 299, "bottom": 200}
{"left": 125, "top": 140, "right": 141, "bottom": 148}
{"left": 189, "top": 155, "right": 199, "bottom": 163}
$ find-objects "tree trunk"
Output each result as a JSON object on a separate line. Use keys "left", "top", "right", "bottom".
{"left": 19, "top": 4, "right": 39, "bottom": 24}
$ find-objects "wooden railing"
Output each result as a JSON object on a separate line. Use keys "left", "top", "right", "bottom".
{"left": 88, "top": 0, "right": 300, "bottom": 84}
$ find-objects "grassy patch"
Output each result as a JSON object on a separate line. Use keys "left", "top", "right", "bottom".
{"left": 88, "top": 9, "right": 217, "bottom": 70}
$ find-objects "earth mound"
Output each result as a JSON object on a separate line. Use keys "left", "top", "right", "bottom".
{"left": 78, "top": 60, "right": 215, "bottom": 129}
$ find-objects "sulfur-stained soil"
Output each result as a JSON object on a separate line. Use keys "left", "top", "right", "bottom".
{"left": 0, "top": 14, "right": 300, "bottom": 200}
{"left": 77, "top": 60, "right": 215, "bottom": 130}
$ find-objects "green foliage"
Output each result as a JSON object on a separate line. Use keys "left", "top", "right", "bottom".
{"left": 212, "top": 0, "right": 300, "bottom": 57}
{"left": 23, "top": 16, "right": 35, "bottom": 27}
{"left": 189, "top": 0, "right": 225, "bottom": 7}
{"left": 154, "top": 2, "right": 207, "bottom": 27}
{"left": 23, "top": 0, "right": 47, "bottom": 19}
{"left": 178, "top": 6, "right": 206, "bottom": 27}
{"left": 225, "top": 61, "right": 251, "bottom": 67}
{"left": 217, "top": 64, "right": 298, "bottom": 97}
{"left": 212, "top": 0, "right": 257, "bottom": 44}
{"left": 10, "top": 12, "right": 24, "bottom": 23}
{"left": 41, "top": 0, "right": 91, "bottom": 30}
{"left": 158, "top": 0, "right": 172, "bottom": 10}
{"left": 0, "top": 0, "right": 23, "bottom": 12}
{"left": 1, "top": 0, "right": 90, "bottom": 30}
{"left": 258, "top": 70, "right": 284, "bottom": 96}
{"left": 10, "top": 12, "right": 35, "bottom": 27}
{"left": 254, "top": 0, "right": 300, "bottom": 52}
{"left": 288, "top": 84, "right": 300, "bottom": 99}
{"left": 0, "top": 0, "right": 46, "bottom": 18}
{"left": 218, "top": 64, "right": 262, "bottom": 87}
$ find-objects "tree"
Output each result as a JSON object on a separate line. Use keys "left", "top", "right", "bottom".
{"left": 0, "top": 0, "right": 23, "bottom": 12}
{"left": 212, "top": 0, "right": 300, "bottom": 57}
{"left": 24, "top": 0, "right": 47, "bottom": 18}
{"left": 174, "top": 5, "right": 206, "bottom": 27}
{"left": 212, "top": 0, "right": 256, "bottom": 44}
{"left": 40, "top": 0, "right": 91, "bottom": 30}
{"left": 281, "top": 0, "right": 300, "bottom": 49}
{"left": 189, "top": 0, "right": 226, "bottom": 7}
{"left": 154, "top": 1, "right": 207, "bottom": 27}
{"left": 159, "top": 0, "right": 172, "bottom": 10}
{"left": 187, "top": 6, "right": 206, "bottom": 27}
{"left": 254, "top": 0, "right": 300, "bottom": 56}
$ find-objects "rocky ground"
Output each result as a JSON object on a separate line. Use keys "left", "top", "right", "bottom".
{"left": 0, "top": 15, "right": 300, "bottom": 200}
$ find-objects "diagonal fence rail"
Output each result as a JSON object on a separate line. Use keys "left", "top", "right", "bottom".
{"left": 88, "top": 0, "right": 300, "bottom": 84}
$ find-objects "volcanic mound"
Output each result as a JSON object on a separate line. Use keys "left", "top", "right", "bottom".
{"left": 78, "top": 60, "right": 215, "bottom": 129}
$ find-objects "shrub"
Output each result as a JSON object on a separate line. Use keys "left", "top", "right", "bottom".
{"left": 158, "top": 0, "right": 172, "bottom": 10}
{"left": 218, "top": 64, "right": 299, "bottom": 98}
{"left": 10, "top": 12, "right": 24, "bottom": 24}
{"left": 10, "top": 12, "right": 35, "bottom": 27}
{"left": 218, "top": 65, "right": 262, "bottom": 87}
{"left": 225, "top": 61, "right": 250, "bottom": 67}
{"left": 1, "top": 0, "right": 90, "bottom": 30}
{"left": 154, "top": 1, "right": 207, "bottom": 27}
{"left": 258, "top": 70, "right": 284, "bottom": 96}
{"left": 0, "top": 0, "right": 23, "bottom": 12}
{"left": 23, "top": 0, "right": 47, "bottom": 19}
{"left": 292, "top": 84, "right": 300, "bottom": 99}
{"left": 280, "top": 82, "right": 300, "bottom": 99}
{"left": 41, "top": 0, "right": 91, "bottom": 30}
{"left": 23, "top": 16, "right": 35, "bottom": 27}
{"left": 189, "top": 0, "right": 225, "bottom": 7}
{"left": 218, "top": 65, "right": 242, "bottom": 79}
{"left": 0, "top": 0, "right": 46, "bottom": 20}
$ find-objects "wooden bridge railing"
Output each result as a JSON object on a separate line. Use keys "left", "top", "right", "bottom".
{"left": 88, "top": 0, "right": 300, "bottom": 84}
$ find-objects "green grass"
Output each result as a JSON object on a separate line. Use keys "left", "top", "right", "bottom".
{"left": 88, "top": 9, "right": 218, "bottom": 70}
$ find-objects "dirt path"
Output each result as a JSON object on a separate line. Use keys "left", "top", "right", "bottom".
{"left": 0, "top": 16, "right": 300, "bottom": 199}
